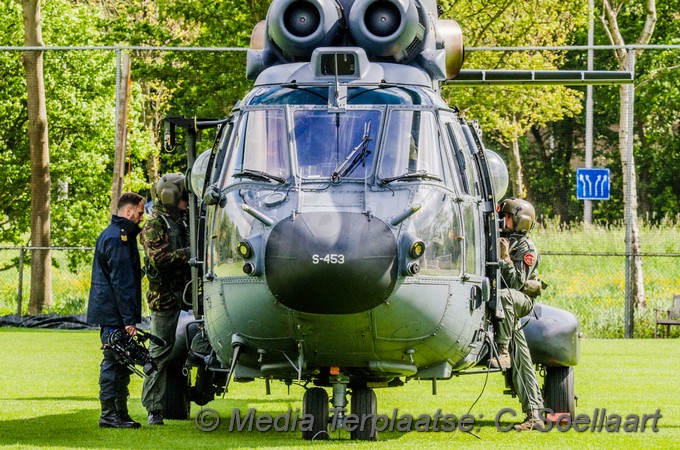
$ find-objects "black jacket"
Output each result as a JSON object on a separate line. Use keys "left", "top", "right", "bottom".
{"left": 87, "top": 215, "right": 143, "bottom": 327}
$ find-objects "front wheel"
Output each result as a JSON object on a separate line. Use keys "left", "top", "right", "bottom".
{"left": 543, "top": 366, "right": 575, "bottom": 418}
{"left": 302, "top": 387, "right": 329, "bottom": 440}
{"left": 350, "top": 387, "right": 377, "bottom": 441}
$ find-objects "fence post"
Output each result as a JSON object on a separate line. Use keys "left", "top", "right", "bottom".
{"left": 17, "top": 246, "right": 24, "bottom": 315}
{"left": 624, "top": 50, "right": 636, "bottom": 339}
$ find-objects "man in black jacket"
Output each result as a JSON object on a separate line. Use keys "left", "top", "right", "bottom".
{"left": 87, "top": 192, "right": 146, "bottom": 428}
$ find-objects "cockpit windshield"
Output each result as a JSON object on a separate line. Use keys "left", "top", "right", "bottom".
{"left": 378, "top": 109, "right": 445, "bottom": 183}
{"left": 224, "top": 107, "right": 382, "bottom": 185}
{"left": 294, "top": 109, "right": 380, "bottom": 179}
{"left": 229, "top": 109, "right": 290, "bottom": 184}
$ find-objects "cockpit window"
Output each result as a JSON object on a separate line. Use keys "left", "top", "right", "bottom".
{"left": 293, "top": 109, "right": 380, "bottom": 179}
{"left": 379, "top": 110, "right": 445, "bottom": 183}
{"left": 227, "top": 109, "right": 290, "bottom": 184}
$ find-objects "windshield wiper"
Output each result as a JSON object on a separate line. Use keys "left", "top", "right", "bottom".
{"left": 379, "top": 170, "right": 442, "bottom": 185}
{"left": 233, "top": 169, "right": 286, "bottom": 184}
{"left": 331, "top": 121, "right": 372, "bottom": 182}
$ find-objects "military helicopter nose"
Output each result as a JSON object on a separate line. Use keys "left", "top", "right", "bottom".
{"left": 265, "top": 211, "right": 397, "bottom": 314}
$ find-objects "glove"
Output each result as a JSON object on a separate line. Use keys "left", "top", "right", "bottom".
{"left": 499, "top": 237, "right": 511, "bottom": 263}
{"left": 176, "top": 247, "right": 191, "bottom": 260}
{"left": 522, "top": 279, "right": 543, "bottom": 297}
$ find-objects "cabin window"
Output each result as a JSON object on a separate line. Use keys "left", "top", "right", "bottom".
{"left": 416, "top": 198, "right": 464, "bottom": 276}
{"left": 441, "top": 119, "right": 477, "bottom": 196}
{"left": 461, "top": 203, "right": 481, "bottom": 275}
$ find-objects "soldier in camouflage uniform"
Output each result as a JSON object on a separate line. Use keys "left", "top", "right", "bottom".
{"left": 489, "top": 197, "right": 546, "bottom": 431}
{"left": 140, "top": 173, "right": 191, "bottom": 426}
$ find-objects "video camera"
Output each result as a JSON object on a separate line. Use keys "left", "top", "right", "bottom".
{"left": 104, "top": 329, "right": 166, "bottom": 378}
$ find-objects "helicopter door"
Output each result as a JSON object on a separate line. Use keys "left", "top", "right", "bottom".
{"left": 440, "top": 115, "right": 484, "bottom": 278}
{"left": 191, "top": 120, "right": 233, "bottom": 318}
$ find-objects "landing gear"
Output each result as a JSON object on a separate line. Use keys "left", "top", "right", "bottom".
{"left": 302, "top": 387, "right": 329, "bottom": 440}
{"left": 163, "top": 365, "right": 191, "bottom": 419}
{"left": 350, "top": 386, "right": 377, "bottom": 441}
{"left": 543, "top": 366, "right": 575, "bottom": 418}
{"left": 301, "top": 379, "right": 379, "bottom": 441}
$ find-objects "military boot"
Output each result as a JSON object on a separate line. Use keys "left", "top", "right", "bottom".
{"left": 513, "top": 410, "right": 545, "bottom": 432}
{"left": 115, "top": 397, "right": 141, "bottom": 429}
{"left": 488, "top": 344, "right": 511, "bottom": 369}
{"left": 99, "top": 400, "right": 138, "bottom": 429}
{"left": 148, "top": 410, "right": 164, "bottom": 426}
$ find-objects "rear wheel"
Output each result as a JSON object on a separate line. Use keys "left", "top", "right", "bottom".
{"left": 350, "top": 387, "right": 377, "bottom": 441}
{"left": 163, "top": 365, "right": 191, "bottom": 419}
{"left": 302, "top": 387, "right": 329, "bottom": 440}
{"left": 543, "top": 366, "right": 575, "bottom": 418}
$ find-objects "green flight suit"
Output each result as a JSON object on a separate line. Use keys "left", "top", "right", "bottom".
{"left": 498, "top": 232, "right": 544, "bottom": 415}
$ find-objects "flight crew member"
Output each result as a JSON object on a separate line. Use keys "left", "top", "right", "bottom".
{"left": 140, "top": 173, "right": 191, "bottom": 426}
{"left": 489, "top": 197, "right": 546, "bottom": 431}
{"left": 87, "top": 192, "right": 146, "bottom": 428}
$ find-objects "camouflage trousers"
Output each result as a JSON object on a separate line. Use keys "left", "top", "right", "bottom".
{"left": 141, "top": 308, "right": 181, "bottom": 413}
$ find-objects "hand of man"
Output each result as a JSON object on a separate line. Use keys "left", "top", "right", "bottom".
{"left": 125, "top": 325, "right": 137, "bottom": 336}
{"left": 499, "top": 237, "right": 510, "bottom": 262}
{"left": 522, "top": 280, "right": 542, "bottom": 297}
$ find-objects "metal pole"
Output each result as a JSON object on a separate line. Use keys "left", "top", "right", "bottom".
{"left": 624, "top": 50, "right": 636, "bottom": 338}
{"left": 17, "top": 247, "right": 24, "bottom": 315}
{"left": 186, "top": 128, "right": 200, "bottom": 317}
{"left": 584, "top": 0, "right": 594, "bottom": 224}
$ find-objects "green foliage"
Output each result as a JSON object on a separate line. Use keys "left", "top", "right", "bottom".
{"left": 95, "top": 0, "right": 266, "bottom": 176}
{"left": 440, "top": 0, "right": 587, "bottom": 146}
{"left": 0, "top": 1, "right": 115, "bottom": 251}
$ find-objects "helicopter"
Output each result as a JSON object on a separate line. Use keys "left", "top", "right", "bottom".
{"left": 152, "top": 0, "right": 616, "bottom": 440}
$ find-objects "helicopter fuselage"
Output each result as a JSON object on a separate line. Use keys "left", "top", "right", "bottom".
{"left": 198, "top": 53, "right": 502, "bottom": 385}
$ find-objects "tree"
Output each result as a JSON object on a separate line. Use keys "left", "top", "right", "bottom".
{"left": 601, "top": 0, "right": 657, "bottom": 313}
{"left": 441, "top": 0, "right": 587, "bottom": 198}
{"left": 21, "top": 0, "right": 51, "bottom": 314}
{"left": 97, "top": 0, "right": 267, "bottom": 178}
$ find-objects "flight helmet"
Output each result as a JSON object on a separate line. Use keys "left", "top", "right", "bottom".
{"left": 156, "top": 173, "right": 188, "bottom": 208}
{"left": 499, "top": 197, "right": 535, "bottom": 232}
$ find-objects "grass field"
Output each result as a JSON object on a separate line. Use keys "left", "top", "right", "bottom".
{"left": 0, "top": 328, "right": 677, "bottom": 449}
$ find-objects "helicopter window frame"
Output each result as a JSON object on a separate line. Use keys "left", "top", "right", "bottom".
{"left": 377, "top": 106, "right": 449, "bottom": 185}
{"left": 290, "top": 105, "right": 384, "bottom": 182}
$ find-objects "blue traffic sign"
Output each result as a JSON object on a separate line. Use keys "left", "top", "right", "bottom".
{"left": 577, "top": 168, "right": 610, "bottom": 200}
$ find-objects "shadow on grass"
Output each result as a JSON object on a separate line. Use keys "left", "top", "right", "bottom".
{"left": 1, "top": 396, "right": 93, "bottom": 402}
{"left": 0, "top": 407, "right": 324, "bottom": 449}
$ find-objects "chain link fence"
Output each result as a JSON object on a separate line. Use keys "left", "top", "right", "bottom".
{"left": 0, "top": 246, "right": 150, "bottom": 319}
{"left": 1, "top": 242, "right": 679, "bottom": 338}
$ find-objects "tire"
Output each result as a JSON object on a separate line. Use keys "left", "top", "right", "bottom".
{"left": 543, "top": 366, "right": 575, "bottom": 418}
{"left": 350, "top": 387, "right": 377, "bottom": 441}
{"left": 163, "top": 365, "right": 191, "bottom": 420}
{"left": 302, "top": 387, "right": 329, "bottom": 440}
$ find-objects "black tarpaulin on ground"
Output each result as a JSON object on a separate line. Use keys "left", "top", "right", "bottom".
{"left": 0, "top": 314, "right": 95, "bottom": 329}
{"left": 0, "top": 314, "right": 152, "bottom": 330}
